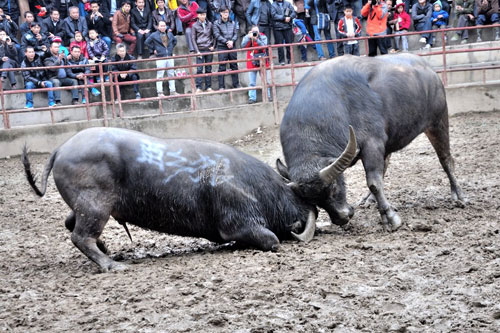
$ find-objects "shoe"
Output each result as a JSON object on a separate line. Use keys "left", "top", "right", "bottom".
{"left": 72, "top": 99, "right": 79, "bottom": 105}
{"left": 319, "top": 56, "right": 326, "bottom": 61}
{"left": 424, "top": 44, "right": 431, "bottom": 49}
{"left": 96, "top": 77, "right": 101, "bottom": 83}
{"left": 219, "top": 87, "right": 225, "bottom": 91}
{"left": 233, "top": 84, "right": 241, "bottom": 89}
{"left": 56, "top": 101, "right": 62, "bottom": 106}
{"left": 268, "top": 96, "right": 273, "bottom": 102}
{"left": 157, "top": 92, "right": 164, "bottom": 97}
{"left": 82, "top": 97, "right": 86, "bottom": 104}
{"left": 10, "top": 83, "right": 16, "bottom": 89}
{"left": 206, "top": 88, "right": 213, "bottom": 92}
{"left": 136, "top": 92, "right": 142, "bottom": 99}
{"left": 279, "top": 62, "right": 285, "bottom": 66}
{"left": 91, "top": 87, "right": 101, "bottom": 96}
{"left": 137, "top": 55, "right": 143, "bottom": 60}
{"left": 419, "top": 37, "right": 426, "bottom": 44}
{"left": 476, "top": 35, "right": 482, "bottom": 43}
{"left": 248, "top": 99, "right": 256, "bottom": 104}
{"left": 105, "top": 76, "right": 109, "bottom": 82}
{"left": 461, "top": 39, "right": 468, "bottom": 44}
{"left": 195, "top": 88, "right": 203, "bottom": 94}
{"left": 450, "top": 34, "right": 460, "bottom": 42}
{"left": 49, "top": 101, "right": 56, "bottom": 107}
{"left": 389, "top": 49, "right": 398, "bottom": 54}
{"left": 169, "top": 91, "right": 179, "bottom": 96}
{"left": 25, "top": 102, "right": 34, "bottom": 109}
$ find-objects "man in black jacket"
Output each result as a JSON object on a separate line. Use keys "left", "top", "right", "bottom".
{"left": 42, "top": 9, "right": 66, "bottom": 42}
{"left": 213, "top": 7, "right": 239, "bottom": 90}
{"left": 21, "top": 46, "right": 56, "bottom": 108}
{"left": 111, "top": 43, "right": 141, "bottom": 99}
{"left": 271, "top": 0, "right": 296, "bottom": 65}
{"left": 63, "top": 6, "right": 89, "bottom": 44}
{"left": 0, "top": 0, "right": 19, "bottom": 24}
{"left": 192, "top": 7, "right": 215, "bottom": 93}
{"left": 87, "top": 1, "right": 112, "bottom": 48}
{"left": 145, "top": 20, "right": 178, "bottom": 96}
{"left": 0, "top": 29, "right": 17, "bottom": 88}
{"left": 131, "top": 0, "right": 152, "bottom": 58}
{"left": 246, "top": 0, "right": 273, "bottom": 42}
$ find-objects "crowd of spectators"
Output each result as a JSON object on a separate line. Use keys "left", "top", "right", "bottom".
{"left": 0, "top": 0, "right": 499, "bottom": 107}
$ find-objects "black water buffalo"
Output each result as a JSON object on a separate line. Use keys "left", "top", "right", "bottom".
{"left": 22, "top": 128, "right": 317, "bottom": 271}
{"left": 278, "top": 54, "right": 465, "bottom": 231}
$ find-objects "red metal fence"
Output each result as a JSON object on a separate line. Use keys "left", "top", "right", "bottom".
{"left": 1, "top": 24, "right": 499, "bottom": 129}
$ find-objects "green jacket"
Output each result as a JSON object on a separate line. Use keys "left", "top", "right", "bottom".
{"left": 455, "top": 0, "right": 474, "bottom": 15}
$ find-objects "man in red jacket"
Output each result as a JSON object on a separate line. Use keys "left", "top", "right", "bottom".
{"left": 177, "top": 0, "right": 199, "bottom": 53}
{"left": 361, "top": 0, "right": 388, "bottom": 56}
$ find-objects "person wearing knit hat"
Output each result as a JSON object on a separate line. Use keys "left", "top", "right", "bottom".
{"left": 429, "top": 0, "right": 449, "bottom": 48}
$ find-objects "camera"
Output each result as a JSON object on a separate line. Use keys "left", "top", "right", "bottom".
{"left": 371, "top": 0, "right": 378, "bottom": 5}
{"left": 252, "top": 31, "right": 258, "bottom": 37}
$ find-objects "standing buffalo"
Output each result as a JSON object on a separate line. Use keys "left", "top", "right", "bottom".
{"left": 22, "top": 128, "right": 317, "bottom": 272}
{"left": 278, "top": 54, "right": 465, "bottom": 231}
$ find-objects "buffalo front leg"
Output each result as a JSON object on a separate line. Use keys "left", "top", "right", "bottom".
{"left": 358, "top": 154, "right": 392, "bottom": 208}
{"left": 71, "top": 209, "right": 127, "bottom": 272}
{"left": 362, "top": 150, "right": 402, "bottom": 231}
{"left": 425, "top": 120, "right": 466, "bottom": 205}
{"left": 220, "top": 224, "right": 280, "bottom": 252}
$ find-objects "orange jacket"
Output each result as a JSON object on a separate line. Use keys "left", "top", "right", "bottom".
{"left": 361, "top": 2, "right": 388, "bottom": 36}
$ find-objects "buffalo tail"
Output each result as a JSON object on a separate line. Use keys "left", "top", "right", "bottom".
{"left": 21, "top": 144, "right": 56, "bottom": 197}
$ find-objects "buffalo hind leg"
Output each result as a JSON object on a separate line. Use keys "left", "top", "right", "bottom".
{"left": 220, "top": 224, "right": 280, "bottom": 252}
{"left": 359, "top": 154, "right": 392, "bottom": 208}
{"left": 71, "top": 208, "right": 126, "bottom": 272}
{"left": 425, "top": 119, "right": 466, "bottom": 205}
{"left": 65, "top": 211, "right": 109, "bottom": 254}
{"left": 362, "top": 148, "right": 402, "bottom": 231}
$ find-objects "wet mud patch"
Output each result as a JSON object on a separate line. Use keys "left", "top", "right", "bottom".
{"left": 1, "top": 111, "right": 499, "bottom": 332}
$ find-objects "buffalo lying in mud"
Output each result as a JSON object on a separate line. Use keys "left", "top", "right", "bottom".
{"left": 278, "top": 53, "right": 466, "bottom": 231}
{"left": 22, "top": 128, "right": 317, "bottom": 271}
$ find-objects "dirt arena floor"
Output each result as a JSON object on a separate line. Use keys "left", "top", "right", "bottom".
{"left": 1, "top": 111, "right": 499, "bottom": 332}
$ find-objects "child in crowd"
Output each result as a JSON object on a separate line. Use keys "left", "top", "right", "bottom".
{"left": 430, "top": 0, "right": 448, "bottom": 45}
{"left": 392, "top": 0, "right": 411, "bottom": 52}
{"left": 337, "top": 5, "right": 362, "bottom": 56}
{"left": 87, "top": 28, "right": 109, "bottom": 95}
{"left": 69, "top": 31, "right": 89, "bottom": 59}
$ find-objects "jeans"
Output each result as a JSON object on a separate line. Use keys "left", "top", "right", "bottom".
{"left": 343, "top": 42, "right": 360, "bottom": 56}
{"left": 136, "top": 31, "right": 151, "bottom": 56}
{"left": 259, "top": 25, "right": 272, "bottom": 44}
{"left": 476, "top": 13, "right": 500, "bottom": 25}
{"left": 156, "top": 58, "right": 176, "bottom": 93}
{"left": 273, "top": 28, "right": 294, "bottom": 64}
{"left": 25, "top": 81, "right": 55, "bottom": 105}
{"left": 248, "top": 70, "right": 271, "bottom": 102}
{"left": 196, "top": 54, "right": 213, "bottom": 89}
{"left": 217, "top": 49, "right": 239, "bottom": 89}
{"left": 50, "top": 77, "right": 79, "bottom": 101}
{"left": 368, "top": 36, "right": 388, "bottom": 56}
{"left": 312, "top": 24, "right": 335, "bottom": 58}
{"left": 395, "top": 31, "right": 408, "bottom": 51}
{"left": 102, "top": 36, "right": 112, "bottom": 50}
{"left": 414, "top": 20, "right": 432, "bottom": 43}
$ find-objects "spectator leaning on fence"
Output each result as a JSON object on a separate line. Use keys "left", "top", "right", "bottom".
{"left": 21, "top": 46, "right": 56, "bottom": 109}
{"left": 213, "top": 6, "right": 240, "bottom": 90}
{"left": 43, "top": 40, "right": 79, "bottom": 105}
{"left": 337, "top": 5, "right": 361, "bottom": 56}
{"left": 111, "top": 43, "right": 142, "bottom": 99}
{"left": 271, "top": 0, "right": 296, "bottom": 65}
{"left": 475, "top": 0, "right": 500, "bottom": 42}
{"left": 392, "top": 0, "right": 411, "bottom": 52}
{"left": 178, "top": 0, "right": 199, "bottom": 53}
{"left": 361, "top": 0, "right": 389, "bottom": 56}
{"left": 450, "top": 0, "right": 474, "bottom": 44}
{"left": 411, "top": 0, "right": 433, "bottom": 49}
{"left": 87, "top": 1, "right": 112, "bottom": 49}
{"left": 112, "top": 1, "right": 137, "bottom": 55}
{"left": 67, "top": 45, "right": 91, "bottom": 104}
{"left": 0, "top": 29, "right": 18, "bottom": 89}
{"left": 241, "top": 25, "right": 271, "bottom": 104}
{"left": 246, "top": 0, "right": 273, "bottom": 43}
{"left": 145, "top": 20, "right": 178, "bottom": 96}
{"left": 192, "top": 7, "right": 215, "bottom": 93}
{"left": 131, "top": 0, "right": 152, "bottom": 59}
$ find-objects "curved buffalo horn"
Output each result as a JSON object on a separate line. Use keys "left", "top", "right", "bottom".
{"left": 319, "top": 125, "right": 358, "bottom": 185}
{"left": 291, "top": 210, "right": 317, "bottom": 243}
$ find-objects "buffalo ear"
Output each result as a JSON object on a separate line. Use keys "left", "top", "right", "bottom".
{"left": 276, "top": 158, "right": 291, "bottom": 180}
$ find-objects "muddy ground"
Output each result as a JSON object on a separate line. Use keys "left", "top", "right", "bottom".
{"left": 0, "top": 111, "right": 499, "bottom": 332}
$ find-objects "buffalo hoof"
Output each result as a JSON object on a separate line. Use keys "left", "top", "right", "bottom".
{"left": 451, "top": 190, "right": 468, "bottom": 208}
{"left": 381, "top": 209, "right": 402, "bottom": 232}
{"left": 103, "top": 261, "right": 129, "bottom": 273}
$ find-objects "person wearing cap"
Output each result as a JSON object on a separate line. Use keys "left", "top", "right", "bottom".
{"left": 429, "top": 0, "right": 448, "bottom": 47}
{"left": 192, "top": 6, "right": 215, "bottom": 93}
{"left": 213, "top": 6, "right": 240, "bottom": 90}
{"left": 177, "top": 0, "right": 199, "bottom": 53}
{"left": 392, "top": 0, "right": 411, "bottom": 51}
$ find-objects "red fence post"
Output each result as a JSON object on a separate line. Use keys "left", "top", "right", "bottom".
{"left": 441, "top": 29, "right": 448, "bottom": 87}
{"left": 0, "top": 78, "right": 9, "bottom": 129}
{"left": 114, "top": 72, "right": 124, "bottom": 118}
{"left": 98, "top": 62, "right": 108, "bottom": 126}
{"left": 268, "top": 46, "right": 279, "bottom": 124}
{"left": 109, "top": 74, "right": 116, "bottom": 119}
{"left": 84, "top": 76, "right": 91, "bottom": 121}
{"left": 187, "top": 55, "right": 197, "bottom": 111}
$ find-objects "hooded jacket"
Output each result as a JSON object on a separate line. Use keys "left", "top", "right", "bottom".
{"left": 393, "top": 2, "right": 411, "bottom": 30}
{"left": 361, "top": 1, "right": 388, "bottom": 36}
{"left": 21, "top": 54, "right": 49, "bottom": 86}
{"left": 431, "top": 1, "right": 449, "bottom": 26}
